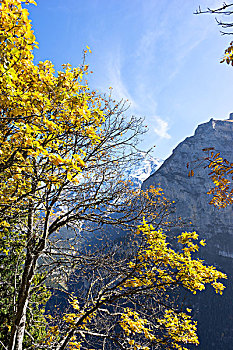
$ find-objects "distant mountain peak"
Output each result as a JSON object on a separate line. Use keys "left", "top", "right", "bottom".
{"left": 125, "top": 153, "right": 163, "bottom": 187}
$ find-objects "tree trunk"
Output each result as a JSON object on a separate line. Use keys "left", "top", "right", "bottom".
{"left": 8, "top": 252, "right": 38, "bottom": 350}
{"left": 8, "top": 299, "right": 28, "bottom": 350}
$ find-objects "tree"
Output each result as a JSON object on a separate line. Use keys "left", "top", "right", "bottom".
{"left": 195, "top": 3, "right": 233, "bottom": 35}
{"left": 0, "top": 0, "right": 145, "bottom": 347}
{"left": 41, "top": 219, "right": 226, "bottom": 350}
{"left": 188, "top": 149, "right": 233, "bottom": 208}
{"left": 0, "top": 1, "right": 227, "bottom": 349}
{"left": 203, "top": 150, "right": 233, "bottom": 207}
{"left": 195, "top": 3, "right": 233, "bottom": 64}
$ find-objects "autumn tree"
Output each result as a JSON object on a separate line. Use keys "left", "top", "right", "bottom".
{"left": 206, "top": 151, "right": 233, "bottom": 207}
{"left": 0, "top": 1, "right": 227, "bottom": 350}
{"left": 188, "top": 148, "right": 233, "bottom": 208}
{"left": 0, "top": 0, "right": 167, "bottom": 348}
{"left": 195, "top": 2, "right": 233, "bottom": 64}
{"left": 195, "top": 3, "right": 233, "bottom": 34}
{"left": 40, "top": 218, "right": 226, "bottom": 350}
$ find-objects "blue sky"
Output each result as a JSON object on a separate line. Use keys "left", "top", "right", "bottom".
{"left": 28, "top": 0, "right": 233, "bottom": 159}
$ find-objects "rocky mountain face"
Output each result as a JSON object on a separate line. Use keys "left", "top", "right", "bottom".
{"left": 142, "top": 114, "right": 233, "bottom": 349}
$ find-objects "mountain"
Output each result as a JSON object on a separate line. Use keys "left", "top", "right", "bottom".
{"left": 125, "top": 153, "right": 163, "bottom": 187}
{"left": 142, "top": 114, "right": 233, "bottom": 349}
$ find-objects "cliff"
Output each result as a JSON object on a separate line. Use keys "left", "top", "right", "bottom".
{"left": 142, "top": 114, "right": 233, "bottom": 349}
{"left": 143, "top": 115, "right": 233, "bottom": 255}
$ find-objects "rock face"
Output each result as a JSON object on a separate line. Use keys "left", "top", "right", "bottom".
{"left": 142, "top": 114, "right": 233, "bottom": 349}
{"left": 143, "top": 116, "right": 233, "bottom": 253}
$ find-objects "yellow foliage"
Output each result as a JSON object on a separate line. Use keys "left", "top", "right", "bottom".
{"left": 120, "top": 308, "right": 155, "bottom": 341}
{"left": 0, "top": 0, "right": 105, "bottom": 224}
{"left": 157, "top": 310, "right": 199, "bottom": 349}
{"left": 62, "top": 219, "right": 226, "bottom": 349}
{"left": 207, "top": 153, "right": 233, "bottom": 208}
{"left": 117, "top": 220, "right": 226, "bottom": 348}
{"left": 190, "top": 150, "right": 233, "bottom": 208}
{"left": 221, "top": 41, "right": 233, "bottom": 66}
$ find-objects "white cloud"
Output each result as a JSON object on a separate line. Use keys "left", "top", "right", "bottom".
{"left": 106, "top": 50, "right": 137, "bottom": 109}
{"left": 153, "top": 116, "right": 171, "bottom": 139}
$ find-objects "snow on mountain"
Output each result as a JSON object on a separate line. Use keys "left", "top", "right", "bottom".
{"left": 125, "top": 153, "right": 163, "bottom": 187}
